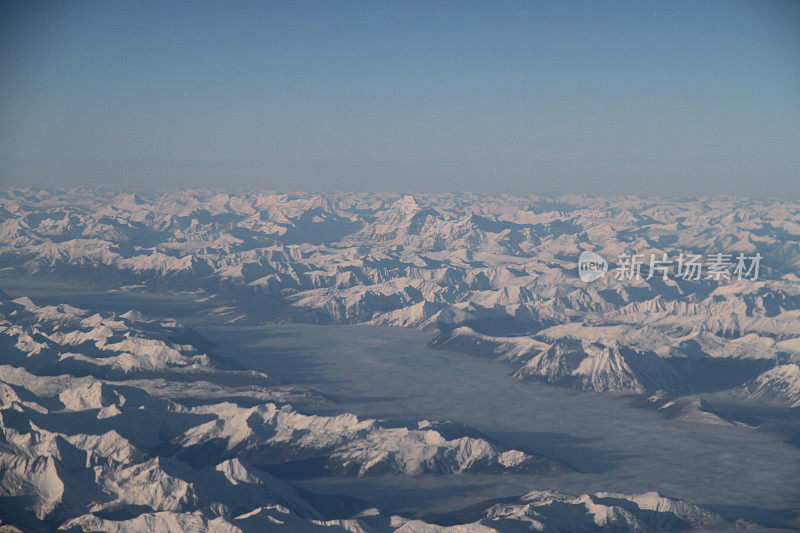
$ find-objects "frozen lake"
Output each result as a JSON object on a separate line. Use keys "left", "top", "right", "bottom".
{"left": 3, "top": 278, "right": 799, "bottom": 522}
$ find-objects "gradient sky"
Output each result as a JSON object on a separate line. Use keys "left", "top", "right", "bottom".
{"left": 1, "top": 1, "right": 799, "bottom": 196}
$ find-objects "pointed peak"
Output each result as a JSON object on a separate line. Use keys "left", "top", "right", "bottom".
{"left": 396, "top": 195, "right": 420, "bottom": 212}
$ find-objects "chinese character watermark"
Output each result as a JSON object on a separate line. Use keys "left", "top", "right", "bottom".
{"left": 577, "top": 251, "right": 762, "bottom": 283}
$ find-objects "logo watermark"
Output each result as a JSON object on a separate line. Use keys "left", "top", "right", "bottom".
{"left": 578, "top": 250, "right": 608, "bottom": 283}
{"left": 577, "top": 251, "right": 762, "bottom": 283}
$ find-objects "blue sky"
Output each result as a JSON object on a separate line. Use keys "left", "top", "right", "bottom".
{"left": 1, "top": 0, "right": 798, "bottom": 195}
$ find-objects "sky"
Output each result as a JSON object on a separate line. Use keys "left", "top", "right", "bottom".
{"left": 1, "top": 0, "right": 799, "bottom": 196}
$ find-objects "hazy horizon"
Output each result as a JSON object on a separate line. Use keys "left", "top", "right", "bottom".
{"left": 2, "top": 1, "right": 799, "bottom": 196}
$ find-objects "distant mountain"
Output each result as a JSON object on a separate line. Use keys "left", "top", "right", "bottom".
{"left": 2, "top": 189, "right": 799, "bottom": 402}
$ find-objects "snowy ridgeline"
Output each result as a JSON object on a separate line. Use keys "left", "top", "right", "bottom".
{"left": 1, "top": 189, "right": 799, "bottom": 405}
{"left": 0, "top": 295, "right": 764, "bottom": 532}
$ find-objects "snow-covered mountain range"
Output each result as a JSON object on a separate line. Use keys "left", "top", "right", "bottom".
{"left": 0, "top": 188, "right": 798, "bottom": 531}
{"left": 0, "top": 294, "right": 569, "bottom": 530}
{"left": 1, "top": 293, "right": 763, "bottom": 531}
{"left": 1, "top": 188, "right": 799, "bottom": 405}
